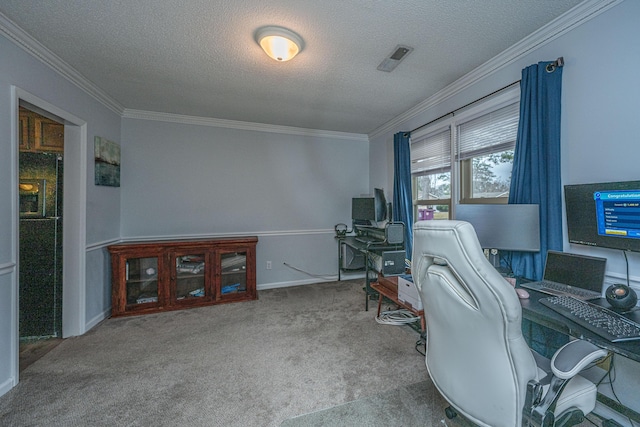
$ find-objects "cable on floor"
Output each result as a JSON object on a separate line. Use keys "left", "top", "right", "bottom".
{"left": 282, "top": 262, "right": 338, "bottom": 281}
{"left": 375, "top": 309, "right": 420, "bottom": 325}
{"left": 415, "top": 333, "right": 426, "bottom": 356}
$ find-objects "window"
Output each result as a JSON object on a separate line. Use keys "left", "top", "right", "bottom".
{"left": 457, "top": 102, "right": 519, "bottom": 203}
{"left": 410, "top": 87, "right": 519, "bottom": 219}
{"left": 411, "top": 126, "right": 451, "bottom": 220}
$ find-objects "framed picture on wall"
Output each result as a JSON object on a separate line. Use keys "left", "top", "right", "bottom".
{"left": 94, "top": 136, "right": 120, "bottom": 187}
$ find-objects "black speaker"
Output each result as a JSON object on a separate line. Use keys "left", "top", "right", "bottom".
{"left": 605, "top": 284, "right": 638, "bottom": 310}
{"left": 386, "top": 222, "right": 404, "bottom": 244}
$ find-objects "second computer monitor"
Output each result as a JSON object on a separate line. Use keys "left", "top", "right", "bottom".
{"left": 352, "top": 188, "right": 389, "bottom": 225}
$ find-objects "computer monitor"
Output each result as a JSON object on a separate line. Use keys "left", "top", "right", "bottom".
{"left": 352, "top": 189, "right": 390, "bottom": 225}
{"left": 374, "top": 188, "right": 388, "bottom": 222}
{"left": 455, "top": 204, "right": 540, "bottom": 252}
{"left": 565, "top": 180, "right": 640, "bottom": 252}
{"left": 352, "top": 197, "right": 375, "bottom": 223}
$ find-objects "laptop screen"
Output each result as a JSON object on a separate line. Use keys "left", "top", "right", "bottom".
{"left": 543, "top": 251, "right": 607, "bottom": 292}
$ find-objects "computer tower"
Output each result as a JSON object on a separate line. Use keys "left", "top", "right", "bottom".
{"left": 382, "top": 250, "right": 406, "bottom": 276}
{"left": 341, "top": 243, "right": 365, "bottom": 270}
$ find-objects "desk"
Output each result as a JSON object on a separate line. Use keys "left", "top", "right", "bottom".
{"left": 371, "top": 275, "right": 425, "bottom": 332}
{"left": 520, "top": 286, "right": 640, "bottom": 422}
{"left": 338, "top": 236, "right": 404, "bottom": 311}
{"left": 519, "top": 287, "right": 640, "bottom": 363}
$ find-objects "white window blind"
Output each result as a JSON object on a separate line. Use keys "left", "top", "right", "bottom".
{"left": 456, "top": 102, "right": 519, "bottom": 160}
{"left": 411, "top": 128, "right": 451, "bottom": 175}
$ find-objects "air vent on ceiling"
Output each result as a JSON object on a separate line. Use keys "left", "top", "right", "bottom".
{"left": 377, "top": 45, "right": 414, "bottom": 72}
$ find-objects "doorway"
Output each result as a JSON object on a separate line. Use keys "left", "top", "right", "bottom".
{"left": 11, "top": 87, "right": 88, "bottom": 388}
{"left": 18, "top": 105, "right": 64, "bottom": 368}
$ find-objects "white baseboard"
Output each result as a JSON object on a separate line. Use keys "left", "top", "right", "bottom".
{"left": 85, "top": 308, "right": 111, "bottom": 332}
{"left": 257, "top": 278, "right": 328, "bottom": 290}
{"left": 0, "top": 376, "right": 17, "bottom": 398}
{"left": 257, "top": 273, "right": 366, "bottom": 291}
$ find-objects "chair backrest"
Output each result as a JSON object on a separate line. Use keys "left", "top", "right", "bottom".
{"left": 412, "top": 220, "right": 538, "bottom": 427}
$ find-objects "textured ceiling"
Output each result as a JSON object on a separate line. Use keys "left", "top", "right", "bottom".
{"left": 0, "top": 0, "right": 585, "bottom": 134}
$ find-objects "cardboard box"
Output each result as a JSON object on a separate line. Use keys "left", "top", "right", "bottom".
{"left": 397, "top": 274, "right": 422, "bottom": 310}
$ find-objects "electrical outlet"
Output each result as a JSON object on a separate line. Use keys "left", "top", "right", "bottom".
{"left": 266, "top": 261, "right": 272, "bottom": 270}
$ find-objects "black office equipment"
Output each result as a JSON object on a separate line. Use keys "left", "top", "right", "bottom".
{"left": 341, "top": 243, "right": 365, "bottom": 270}
{"left": 351, "top": 197, "right": 375, "bottom": 224}
{"left": 520, "top": 250, "right": 606, "bottom": 300}
{"left": 605, "top": 284, "right": 638, "bottom": 310}
{"left": 385, "top": 222, "right": 404, "bottom": 245}
{"left": 565, "top": 180, "right": 640, "bottom": 252}
{"left": 373, "top": 187, "right": 387, "bottom": 222}
{"left": 351, "top": 188, "right": 389, "bottom": 226}
{"left": 540, "top": 296, "right": 640, "bottom": 342}
{"left": 381, "top": 250, "right": 406, "bottom": 276}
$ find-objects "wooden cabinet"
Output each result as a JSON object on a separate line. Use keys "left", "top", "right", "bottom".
{"left": 108, "top": 237, "right": 258, "bottom": 317}
{"left": 18, "top": 110, "right": 30, "bottom": 152}
{"left": 19, "top": 107, "right": 64, "bottom": 153}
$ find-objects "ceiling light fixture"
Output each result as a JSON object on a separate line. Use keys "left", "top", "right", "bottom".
{"left": 255, "top": 26, "right": 304, "bottom": 62}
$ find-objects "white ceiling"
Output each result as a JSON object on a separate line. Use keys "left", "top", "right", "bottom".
{"left": 0, "top": 0, "right": 586, "bottom": 135}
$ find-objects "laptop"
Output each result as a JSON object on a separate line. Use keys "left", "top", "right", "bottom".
{"left": 520, "top": 250, "right": 607, "bottom": 300}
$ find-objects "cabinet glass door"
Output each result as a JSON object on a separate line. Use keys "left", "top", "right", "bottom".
{"left": 126, "top": 257, "right": 159, "bottom": 306}
{"left": 220, "top": 251, "right": 247, "bottom": 297}
{"left": 174, "top": 253, "right": 207, "bottom": 302}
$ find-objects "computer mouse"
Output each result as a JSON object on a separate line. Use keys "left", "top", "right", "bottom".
{"left": 515, "top": 288, "right": 529, "bottom": 299}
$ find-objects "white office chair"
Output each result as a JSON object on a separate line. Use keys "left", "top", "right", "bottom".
{"left": 412, "top": 220, "right": 608, "bottom": 427}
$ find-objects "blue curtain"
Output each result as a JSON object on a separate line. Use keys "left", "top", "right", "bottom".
{"left": 508, "top": 61, "right": 564, "bottom": 281}
{"left": 393, "top": 132, "right": 413, "bottom": 259}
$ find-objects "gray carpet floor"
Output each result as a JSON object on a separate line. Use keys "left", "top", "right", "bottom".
{"left": 0, "top": 279, "right": 450, "bottom": 426}
{"left": 280, "top": 380, "right": 453, "bottom": 427}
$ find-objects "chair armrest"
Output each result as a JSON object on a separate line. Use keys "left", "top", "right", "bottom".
{"left": 550, "top": 340, "right": 609, "bottom": 380}
{"left": 524, "top": 340, "right": 608, "bottom": 426}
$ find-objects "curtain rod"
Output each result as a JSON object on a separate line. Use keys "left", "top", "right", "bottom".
{"left": 409, "top": 80, "right": 521, "bottom": 134}
{"left": 409, "top": 56, "right": 564, "bottom": 135}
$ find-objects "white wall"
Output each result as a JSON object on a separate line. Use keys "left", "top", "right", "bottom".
{"left": 369, "top": 0, "right": 640, "bottom": 421}
{"left": 121, "top": 117, "right": 370, "bottom": 287}
{"left": 0, "top": 33, "right": 121, "bottom": 396}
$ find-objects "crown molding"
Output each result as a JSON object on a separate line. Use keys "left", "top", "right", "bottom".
{"left": 1, "top": 1, "right": 621, "bottom": 139}
{"left": 122, "top": 109, "right": 369, "bottom": 142}
{"left": 0, "top": 11, "right": 124, "bottom": 115}
{"left": 368, "top": 0, "right": 623, "bottom": 140}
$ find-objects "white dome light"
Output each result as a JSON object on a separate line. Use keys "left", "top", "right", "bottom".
{"left": 255, "top": 26, "right": 304, "bottom": 62}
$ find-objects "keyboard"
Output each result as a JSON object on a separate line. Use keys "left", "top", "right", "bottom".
{"left": 355, "top": 237, "right": 383, "bottom": 245}
{"left": 540, "top": 295, "right": 640, "bottom": 342}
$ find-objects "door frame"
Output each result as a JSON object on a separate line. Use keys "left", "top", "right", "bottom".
{"left": 11, "top": 87, "right": 87, "bottom": 380}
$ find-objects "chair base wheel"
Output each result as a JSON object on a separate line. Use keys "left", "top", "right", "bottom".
{"left": 445, "top": 406, "right": 458, "bottom": 419}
